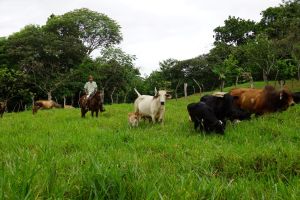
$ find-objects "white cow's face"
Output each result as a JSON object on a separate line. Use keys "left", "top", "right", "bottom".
{"left": 155, "top": 90, "right": 172, "bottom": 105}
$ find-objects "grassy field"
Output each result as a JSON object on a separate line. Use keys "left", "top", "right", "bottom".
{"left": 0, "top": 82, "right": 300, "bottom": 199}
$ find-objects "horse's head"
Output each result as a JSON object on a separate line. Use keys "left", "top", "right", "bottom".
{"left": 91, "top": 90, "right": 101, "bottom": 100}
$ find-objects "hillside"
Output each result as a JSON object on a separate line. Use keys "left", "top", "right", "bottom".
{"left": 0, "top": 82, "right": 300, "bottom": 199}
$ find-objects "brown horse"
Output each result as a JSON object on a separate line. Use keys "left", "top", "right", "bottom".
{"left": 79, "top": 90, "right": 105, "bottom": 118}
{"left": 32, "top": 100, "right": 62, "bottom": 114}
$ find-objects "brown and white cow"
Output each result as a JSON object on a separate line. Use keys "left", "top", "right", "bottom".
{"left": 230, "top": 85, "right": 295, "bottom": 115}
{"left": 32, "top": 100, "right": 62, "bottom": 114}
{"left": 134, "top": 88, "right": 172, "bottom": 123}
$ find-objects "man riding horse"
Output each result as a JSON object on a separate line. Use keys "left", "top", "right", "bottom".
{"left": 80, "top": 75, "right": 105, "bottom": 117}
{"left": 84, "top": 75, "right": 98, "bottom": 100}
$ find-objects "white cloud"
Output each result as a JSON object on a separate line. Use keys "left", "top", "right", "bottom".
{"left": 0, "top": 0, "right": 282, "bottom": 75}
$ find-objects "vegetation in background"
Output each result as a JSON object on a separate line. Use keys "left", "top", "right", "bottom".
{"left": 1, "top": 1, "right": 300, "bottom": 110}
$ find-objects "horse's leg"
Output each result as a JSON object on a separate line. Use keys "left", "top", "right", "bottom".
{"left": 91, "top": 110, "right": 94, "bottom": 117}
{"left": 96, "top": 109, "right": 99, "bottom": 117}
{"left": 81, "top": 108, "right": 86, "bottom": 118}
{"left": 100, "top": 103, "right": 105, "bottom": 112}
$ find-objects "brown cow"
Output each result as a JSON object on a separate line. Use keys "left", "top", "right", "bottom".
{"left": 0, "top": 101, "right": 7, "bottom": 118}
{"left": 230, "top": 85, "right": 295, "bottom": 115}
{"left": 32, "top": 100, "right": 62, "bottom": 114}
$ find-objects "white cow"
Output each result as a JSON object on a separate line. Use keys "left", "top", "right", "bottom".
{"left": 134, "top": 88, "right": 172, "bottom": 123}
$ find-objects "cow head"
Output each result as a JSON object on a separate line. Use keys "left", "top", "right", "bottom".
{"left": 213, "top": 120, "right": 225, "bottom": 134}
{"left": 278, "top": 89, "right": 295, "bottom": 109}
{"left": 279, "top": 89, "right": 295, "bottom": 106}
{"left": 154, "top": 88, "right": 172, "bottom": 105}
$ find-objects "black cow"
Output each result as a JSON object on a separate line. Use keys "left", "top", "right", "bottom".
{"left": 187, "top": 102, "right": 225, "bottom": 134}
{"left": 292, "top": 92, "right": 300, "bottom": 104}
{"left": 200, "top": 93, "right": 251, "bottom": 122}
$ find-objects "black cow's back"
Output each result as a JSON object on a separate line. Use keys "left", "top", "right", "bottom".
{"left": 200, "top": 94, "right": 233, "bottom": 120}
{"left": 200, "top": 93, "right": 251, "bottom": 121}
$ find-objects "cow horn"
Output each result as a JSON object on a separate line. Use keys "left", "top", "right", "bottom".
{"left": 154, "top": 87, "right": 158, "bottom": 95}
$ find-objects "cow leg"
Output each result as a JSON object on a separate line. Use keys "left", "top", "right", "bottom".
{"left": 33, "top": 106, "right": 40, "bottom": 114}
{"left": 91, "top": 110, "right": 94, "bottom": 117}
{"left": 194, "top": 121, "right": 199, "bottom": 130}
{"left": 157, "top": 114, "right": 163, "bottom": 123}
{"left": 151, "top": 115, "right": 156, "bottom": 124}
{"left": 255, "top": 113, "right": 263, "bottom": 117}
{"left": 199, "top": 124, "right": 204, "bottom": 132}
{"left": 96, "top": 110, "right": 99, "bottom": 117}
{"left": 100, "top": 104, "right": 105, "bottom": 112}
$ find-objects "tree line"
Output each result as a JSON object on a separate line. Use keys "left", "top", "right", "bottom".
{"left": 148, "top": 0, "right": 300, "bottom": 96}
{"left": 1, "top": 1, "right": 300, "bottom": 111}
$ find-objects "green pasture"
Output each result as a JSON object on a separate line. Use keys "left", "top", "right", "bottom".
{"left": 0, "top": 82, "right": 300, "bottom": 199}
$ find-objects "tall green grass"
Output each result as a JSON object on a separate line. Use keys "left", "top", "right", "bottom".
{"left": 0, "top": 83, "right": 300, "bottom": 199}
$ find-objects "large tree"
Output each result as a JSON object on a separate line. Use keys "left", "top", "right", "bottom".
{"left": 213, "top": 16, "right": 257, "bottom": 46}
{"left": 45, "top": 8, "right": 123, "bottom": 55}
{"left": 6, "top": 25, "right": 86, "bottom": 100}
{"left": 242, "top": 34, "right": 278, "bottom": 82}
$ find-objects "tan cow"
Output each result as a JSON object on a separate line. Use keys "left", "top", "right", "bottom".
{"left": 0, "top": 101, "right": 7, "bottom": 118}
{"left": 32, "top": 100, "right": 62, "bottom": 114}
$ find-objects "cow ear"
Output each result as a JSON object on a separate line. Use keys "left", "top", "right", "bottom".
{"left": 166, "top": 94, "right": 172, "bottom": 99}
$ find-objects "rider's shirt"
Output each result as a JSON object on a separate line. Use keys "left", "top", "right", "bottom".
{"left": 84, "top": 81, "right": 97, "bottom": 96}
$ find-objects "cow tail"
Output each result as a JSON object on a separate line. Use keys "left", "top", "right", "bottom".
{"left": 134, "top": 88, "right": 141, "bottom": 97}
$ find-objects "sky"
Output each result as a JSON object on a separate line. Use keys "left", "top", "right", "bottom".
{"left": 0, "top": 0, "right": 282, "bottom": 76}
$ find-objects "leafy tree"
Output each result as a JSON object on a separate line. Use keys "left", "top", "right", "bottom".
{"left": 214, "top": 16, "right": 257, "bottom": 46}
{"left": 178, "top": 55, "right": 212, "bottom": 92}
{"left": 144, "top": 71, "right": 170, "bottom": 94}
{"left": 84, "top": 47, "right": 140, "bottom": 103}
{"left": 0, "top": 68, "right": 28, "bottom": 100}
{"left": 242, "top": 34, "right": 278, "bottom": 82}
{"left": 260, "top": 0, "right": 300, "bottom": 40}
{"left": 6, "top": 25, "right": 86, "bottom": 100}
{"left": 292, "top": 44, "right": 300, "bottom": 80}
{"left": 276, "top": 59, "right": 297, "bottom": 83}
{"left": 45, "top": 8, "right": 122, "bottom": 55}
{"left": 0, "top": 67, "right": 30, "bottom": 111}
{"left": 0, "top": 37, "right": 9, "bottom": 66}
{"left": 159, "top": 58, "right": 185, "bottom": 98}
{"left": 212, "top": 54, "right": 239, "bottom": 91}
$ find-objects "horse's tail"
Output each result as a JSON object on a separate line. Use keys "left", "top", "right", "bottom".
{"left": 134, "top": 88, "right": 141, "bottom": 97}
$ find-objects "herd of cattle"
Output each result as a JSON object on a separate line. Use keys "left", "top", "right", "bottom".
{"left": 129, "top": 85, "right": 300, "bottom": 134}
{"left": 187, "top": 86, "right": 299, "bottom": 134}
{"left": 0, "top": 85, "right": 299, "bottom": 135}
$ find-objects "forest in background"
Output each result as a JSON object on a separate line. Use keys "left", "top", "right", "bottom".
{"left": 0, "top": 0, "right": 300, "bottom": 111}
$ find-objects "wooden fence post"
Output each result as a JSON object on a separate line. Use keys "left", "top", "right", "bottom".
{"left": 184, "top": 83, "right": 188, "bottom": 98}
